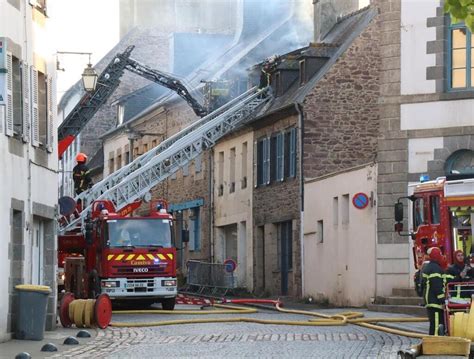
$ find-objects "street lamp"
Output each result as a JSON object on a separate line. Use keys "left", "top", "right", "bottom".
{"left": 56, "top": 51, "right": 98, "bottom": 92}
{"left": 81, "top": 63, "right": 98, "bottom": 92}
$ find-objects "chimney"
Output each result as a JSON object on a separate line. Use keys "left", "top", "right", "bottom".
{"left": 313, "top": 0, "right": 360, "bottom": 42}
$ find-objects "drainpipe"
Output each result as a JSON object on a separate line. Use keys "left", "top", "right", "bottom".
{"left": 209, "top": 149, "right": 215, "bottom": 262}
{"left": 295, "top": 102, "right": 305, "bottom": 297}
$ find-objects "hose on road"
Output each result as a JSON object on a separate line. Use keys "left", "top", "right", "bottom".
{"left": 110, "top": 300, "right": 428, "bottom": 339}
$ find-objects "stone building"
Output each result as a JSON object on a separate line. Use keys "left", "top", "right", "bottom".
{"left": 99, "top": 0, "right": 312, "bottom": 289}
{"left": 0, "top": 0, "right": 58, "bottom": 341}
{"left": 375, "top": 0, "right": 474, "bottom": 296}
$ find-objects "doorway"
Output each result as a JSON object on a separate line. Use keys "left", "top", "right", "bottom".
{"left": 278, "top": 221, "right": 292, "bottom": 295}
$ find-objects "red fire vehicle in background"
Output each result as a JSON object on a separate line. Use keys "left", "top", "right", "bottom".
{"left": 58, "top": 199, "right": 177, "bottom": 309}
{"left": 395, "top": 174, "right": 474, "bottom": 270}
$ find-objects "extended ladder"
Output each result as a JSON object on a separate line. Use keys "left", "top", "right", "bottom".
{"left": 61, "top": 86, "right": 270, "bottom": 232}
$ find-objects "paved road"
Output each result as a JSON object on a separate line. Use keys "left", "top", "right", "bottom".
{"left": 48, "top": 305, "right": 419, "bottom": 358}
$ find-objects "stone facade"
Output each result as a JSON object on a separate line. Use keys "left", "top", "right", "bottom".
{"left": 303, "top": 16, "right": 381, "bottom": 179}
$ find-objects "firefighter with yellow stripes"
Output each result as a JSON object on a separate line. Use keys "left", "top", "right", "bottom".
{"left": 421, "top": 247, "right": 447, "bottom": 335}
{"left": 73, "top": 153, "right": 93, "bottom": 195}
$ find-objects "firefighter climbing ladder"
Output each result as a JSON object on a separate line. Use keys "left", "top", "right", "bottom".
{"left": 60, "top": 86, "right": 270, "bottom": 232}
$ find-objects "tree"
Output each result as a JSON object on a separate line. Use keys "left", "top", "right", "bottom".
{"left": 445, "top": 0, "right": 474, "bottom": 31}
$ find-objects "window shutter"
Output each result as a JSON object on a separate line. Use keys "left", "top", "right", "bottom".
{"left": 289, "top": 128, "right": 296, "bottom": 177}
{"left": 254, "top": 140, "right": 258, "bottom": 188}
{"left": 22, "top": 62, "right": 30, "bottom": 142}
{"left": 31, "top": 66, "right": 39, "bottom": 147}
{"left": 264, "top": 137, "right": 271, "bottom": 185}
{"left": 46, "top": 75, "right": 54, "bottom": 152}
{"left": 5, "top": 53, "right": 13, "bottom": 136}
{"left": 277, "top": 132, "right": 284, "bottom": 181}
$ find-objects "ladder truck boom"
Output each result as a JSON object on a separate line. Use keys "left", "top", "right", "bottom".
{"left": 60, "top": 86, "right": 271, "bottom": 233}
{"left": 57, "top": 45, "right": 207, "bottom": 158}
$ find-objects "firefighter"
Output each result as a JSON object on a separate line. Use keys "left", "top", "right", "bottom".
{"left": 73, "top": 153, "right": 92, "bottom": 195}
{"left": 446, "top": 250, "right": 474, "bottom": 300}
{"left": 421, "top": 247, "right": 447, "bottom": 336}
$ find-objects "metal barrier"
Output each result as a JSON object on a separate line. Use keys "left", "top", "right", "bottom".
{"left": 185, "top": 260, "right": 236, "bottom": 296}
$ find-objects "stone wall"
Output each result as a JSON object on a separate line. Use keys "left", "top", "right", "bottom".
{"left": 303, "top": 13, "right": 381, "bottom": 180}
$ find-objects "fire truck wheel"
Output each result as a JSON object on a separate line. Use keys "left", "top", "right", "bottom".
{"left": 161, "top": 297, "right": 176, "bottom": 310}
{"left": 88, "top": 269, "right": 101, "bottom": 299}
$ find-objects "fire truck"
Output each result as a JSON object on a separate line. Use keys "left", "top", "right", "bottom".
{"left": 59, "top": 199, "right": 177, "bottom": 309}
{"left": 394, "top": 174, "right": 474, "bottom": 269}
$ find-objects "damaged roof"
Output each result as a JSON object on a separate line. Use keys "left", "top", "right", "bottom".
{"left": 246, "top": 6, "right": 376, "bottom": 124}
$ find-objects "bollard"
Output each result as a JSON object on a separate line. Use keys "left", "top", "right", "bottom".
{"left": 59, "top": 293, "right": 112, "bottom": 329}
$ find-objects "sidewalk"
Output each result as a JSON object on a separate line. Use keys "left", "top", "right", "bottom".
{"left": 0, "top": 327, "right": 97, "bottom": 359}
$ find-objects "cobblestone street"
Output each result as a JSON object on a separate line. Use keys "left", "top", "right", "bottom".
{"left": 47, "top": 306, "right": 418, "bottom": 358}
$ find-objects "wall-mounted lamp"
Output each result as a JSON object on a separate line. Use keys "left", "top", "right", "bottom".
{"left": 56, "top": 51, "right": 98, "bottom": 92}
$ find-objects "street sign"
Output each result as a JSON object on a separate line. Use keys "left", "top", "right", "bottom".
{"left": 352, "top": 192, "right": 369, "bottom": 209}
{"left": 224, "top": 259, "right": 237, "bottom": 273}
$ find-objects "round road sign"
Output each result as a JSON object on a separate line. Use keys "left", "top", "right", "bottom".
{"left": 224, "top": 259, "right": 237, "bottom": 273}
{"left": 352, "top": 192, "right": 369, "bottom": 209}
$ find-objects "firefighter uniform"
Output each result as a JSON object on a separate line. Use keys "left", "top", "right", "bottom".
{"left": 421, "top": 247, "right": 447, "bottom": 336}
{"left": 73, "top": 153, "right": 92, "bottom": 195}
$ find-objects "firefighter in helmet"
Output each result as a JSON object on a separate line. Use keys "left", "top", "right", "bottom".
{"left": 421, "top": 247, "right": 447, "bottom": 335}
{"left": 73, "top": 152, "right": 92, "bottom": 195}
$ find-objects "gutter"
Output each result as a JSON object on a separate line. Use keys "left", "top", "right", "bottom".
{"left": 295, "top": 102, "right": 305, "bottom": 297}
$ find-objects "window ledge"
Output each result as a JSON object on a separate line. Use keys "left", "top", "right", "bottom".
{"left": 441, "top": 90, "right": 474, "bottom": 101}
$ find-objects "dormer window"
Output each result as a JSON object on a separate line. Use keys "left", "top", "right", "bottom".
{"left": 299, "top": 60, "right": 306, "bottom": 85}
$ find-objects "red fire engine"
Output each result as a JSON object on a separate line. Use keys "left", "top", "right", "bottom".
{"left": 59, "top": 199, "right": 177, "bottom": 309}
{"left": 395, "top": 174, "right": 474, "bottom": 269}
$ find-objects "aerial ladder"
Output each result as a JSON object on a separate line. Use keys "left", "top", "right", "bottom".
{"left": 60, "top": 87, "right": 271, "bottom": 233}
{"left": 57, "top": 45, "right": 207, "bottom": 158}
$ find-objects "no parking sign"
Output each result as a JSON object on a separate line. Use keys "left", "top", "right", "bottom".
{"left": 224, "top": 259, "right": 237, "bottom": 273}
{"left": 352, "top": 192, "right": 369, "bottom": 209}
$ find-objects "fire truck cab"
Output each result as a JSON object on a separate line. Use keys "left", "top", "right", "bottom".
{"left": 395, "top": 175, "right": 474, "bottom": 269}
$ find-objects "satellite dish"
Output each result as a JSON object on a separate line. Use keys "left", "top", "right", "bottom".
{"left": 58, "top": 196, "right": 77, "bottom": 216}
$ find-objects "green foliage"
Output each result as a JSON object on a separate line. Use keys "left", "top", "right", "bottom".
{"left": 445, "top": 0, "right": 474, "bottom": 31}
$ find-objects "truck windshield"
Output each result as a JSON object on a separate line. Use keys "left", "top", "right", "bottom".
{"left": 107, "top": 219, "right": 172, "bottom": 248}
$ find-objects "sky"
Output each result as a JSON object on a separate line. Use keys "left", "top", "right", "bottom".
{"left": 47, "top": 0, "right": 120, "bottom": 100}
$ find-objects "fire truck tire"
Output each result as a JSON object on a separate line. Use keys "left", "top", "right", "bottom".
{"left": 74, "top": 299, "right": 87, "bottom": 328}
{"left": 84, "top": 299, "right": 95, "bottom": 327}
{"left": 161, "top": 297, "right": 176, "bottom": 311}
{"left": 88, "top": 270, "right": 100, "bottom": 299}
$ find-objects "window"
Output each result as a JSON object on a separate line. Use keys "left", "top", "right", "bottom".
{"left": 152, "top": 139, "right": 157, "bottom": 148}
{"left": 241, "top": 142, "right": 247, "bottom": 189}
{"left": 218, "top": 151, "right": 224, "bottom": 195}
{"left": 285, "top": 128, "right": 297, "bottom": 178}
{"left": 11, "top": 56, "right": 23, "bottom": 136}
{"left": 109, "top": 156, "right": 114, "bottom": 174}
{"left": 37, "top": 71, "right": 47, "bottom": 145}
{"left": 414, "top": 197, "right": 425, "bottom": 229}
{"left": 299, "top": 60, "right": 306, "bottom": 85}
{"left": 195, "top": 154, "right": 202, "bottom": 173}
{"left": 256, "top": 137, "right": 270, "bottom": 186}
{"left": 272, "top": 133, "right": 284, "bottom": 182}
{"left": 342, "top": 194, "right": 349, "bottom": 225}
{"left": 317, "top": 220, "right": 324, "bottom": 243}
{"left": 430, "top": 196, "right": 440, "bottom": 224}
{"left": 230, "top": 147, "right": 236, "bottom": 193}
{"left": 124, "top": 151, "right": 130, "bottom": 164}
{"left": 188, "top": 207, "right": 201, "bottom": 251}
{"left": 143, "top": 143, "right": 148, "bottom": 154}
{"left": 117, "top": 154, "right": 122, "bottom": 170}
{"left": 333, "top": 197, "right": 339, "bottom": 225}
{"left": 448, "top": 24, "right": 474, "bottom": 90}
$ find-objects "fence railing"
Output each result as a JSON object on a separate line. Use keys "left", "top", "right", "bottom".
{"left": 184, "top": 260, "right": 236, "bottom": 296}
